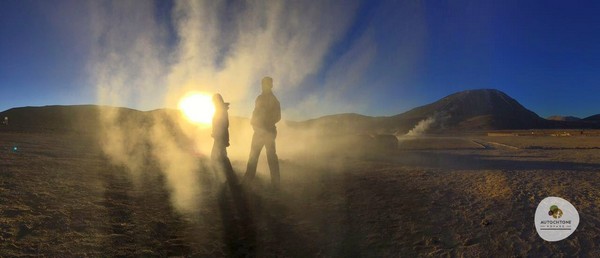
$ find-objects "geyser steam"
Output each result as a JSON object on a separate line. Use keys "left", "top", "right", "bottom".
{"left": 89, "top": 1, "right": 361, "bottom": 213}
{"left": 405, "top": 117, "right": 436, "bottom": 136}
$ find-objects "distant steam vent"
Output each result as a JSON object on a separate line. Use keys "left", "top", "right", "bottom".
{"left": 405, "top": 117, "right": 435, "bottom": 136}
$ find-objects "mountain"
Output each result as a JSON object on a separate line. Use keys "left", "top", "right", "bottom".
{"left": 583, "top": 114, "right": 600, "bottom": 121}
{"left": 290, "top": 89, "right": 598, "bottom": 134}
{"left": 2, "top": 89, "right": 598, "bottom": 134}
{"left": 547, "top": 115, "right": 581, "bottom": 122}
{"left": 371, "top": 89, "right": 554, "bottom": 134}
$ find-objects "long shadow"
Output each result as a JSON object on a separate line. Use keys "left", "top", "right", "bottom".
{"left": 216, "top": 156, "right": 257, "bottom": 257}
{"left": 339, "top": 174, "right": 363, "bottom": 257}
{"left": 100, "top": 159, "right": 195, "bottom": 256}
{"left": 282, "top": 158, "right": 364, "bottom": 256}
{"left": 388, "top": 151, "right": 600, "bottom": 171}
{"left": 142, "top": 161, "right": 194, "bottom": 257}
{"left": 100, "top": 164, "right": 137, "bottom": 254}
{"left": 256, "top": 189, "right": 318, "bottom": 257}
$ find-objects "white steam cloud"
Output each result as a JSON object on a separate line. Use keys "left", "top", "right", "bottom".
{"left": 403, "top": 112, "right": 451, "bottom": 137}
{"left": 88, "top": 0, "right": 361, "bottom": 213}
{"left": 405, "top": 116, "right": 436, "bottom": 137}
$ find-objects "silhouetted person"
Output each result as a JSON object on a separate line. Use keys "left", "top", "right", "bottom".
{"left": 211, "top": 94, "right": 230, "bottom": 160}
{"left": 212, "top": 95, "right": 255, "bottom": 256}
{"left": 243, "top": 76, "right": 281, "bottom": 188}
{"left": 211, "top": 94, "right": 238, "bottom": 185}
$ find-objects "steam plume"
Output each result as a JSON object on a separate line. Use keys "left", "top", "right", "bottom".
{"left": 88, "top": 0, "right": 360, "bottom": 213}
{"left": 405, "top": 116, "right": 436, "bottom": 136}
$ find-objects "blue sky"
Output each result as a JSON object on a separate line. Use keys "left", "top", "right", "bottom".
{"left": 1, "top": 0, "right": 599, "bottom": 119}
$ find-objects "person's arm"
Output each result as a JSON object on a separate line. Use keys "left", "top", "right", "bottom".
{"left": 250, "top": 96, "right": 261, "bottom": 127}
{"left": 224, "top": 111, "right": 230, "bottom": 146}
{"left": 274, "top": 99, "right": 281, "bottom": 124}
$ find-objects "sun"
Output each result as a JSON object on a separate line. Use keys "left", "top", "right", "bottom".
{"left": 178, "top": 92, "right": 215, "bottom": 125}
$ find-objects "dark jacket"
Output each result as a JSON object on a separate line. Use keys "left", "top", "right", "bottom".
{"left": 212, "top": 103, "right": 230, "bottom": 146}
{"left": 251, "top": 92, "right": 281, "bottom": 134}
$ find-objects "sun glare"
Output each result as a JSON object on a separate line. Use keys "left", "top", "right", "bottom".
{"left": 178, "top": 92, "right": 215, "bottom": 125}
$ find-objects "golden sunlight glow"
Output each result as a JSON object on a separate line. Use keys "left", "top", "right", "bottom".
{"left": 178, "top": 92, "right": 215, "bottom": 125}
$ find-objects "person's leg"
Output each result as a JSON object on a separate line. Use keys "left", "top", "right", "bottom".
{"left": 211, "top": 141, "right": 223, "bottom": 182}
{"left": 265, "top": 133, "right": 280, "bottom": 188}
{"left": 243, "top": 132, "right": 264, "bottom": 182}
{"left": 221, "top": 153, "right": 239, "bottom": 187}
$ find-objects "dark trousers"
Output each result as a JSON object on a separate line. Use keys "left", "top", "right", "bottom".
{"left": 211, "top": 141, "right": 238, "bottom": 186}
{"left": 244, "top": 131, "right": 280, "bottom": 186}
{"left": 211, "top": 141, "right": 228, "bottom": 162}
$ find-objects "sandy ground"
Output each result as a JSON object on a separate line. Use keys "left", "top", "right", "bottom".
{"left": 1, "top": 132, "right": 600, "bottom": 257}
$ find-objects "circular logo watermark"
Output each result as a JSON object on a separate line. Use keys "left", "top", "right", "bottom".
{"left": 534, "top": 196, "right": 579, "bottom": 242}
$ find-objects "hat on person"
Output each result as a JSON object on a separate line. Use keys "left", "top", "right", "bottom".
{"left": 212, "top": 93, "right": 229, "bottom": 107}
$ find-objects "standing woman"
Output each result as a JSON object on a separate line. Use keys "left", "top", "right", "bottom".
{"left": 211, "top": 93, "right": 230, "bottom": 161}
{"left": 211, "top": 94, "right": 237, "bottom": 185}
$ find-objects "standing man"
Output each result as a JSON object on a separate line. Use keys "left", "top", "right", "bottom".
{"left": 243, "top": 76, "right": 281, "bottom": 188}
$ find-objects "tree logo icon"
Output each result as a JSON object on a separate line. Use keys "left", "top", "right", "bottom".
{"left": 548, "top": 205, "right": 563, "bottom": 219}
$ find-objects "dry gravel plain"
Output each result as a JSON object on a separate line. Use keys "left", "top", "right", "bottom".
{"left": 1, "top": 132, "right": 600, "bottom": 257}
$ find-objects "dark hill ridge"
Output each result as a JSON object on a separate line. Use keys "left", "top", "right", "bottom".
{"left": 0, "top": 105, "right": 246, "bottom": 133}
{"left": 0, "top": 105, "right": 149, "bottom": 133}
{"left": 584, "top": 114, "right": 600, "bottom": 121}
{"left": 2, "top": 89, "right": 599, "bottom": 134}
{"left": 0, "top": 105, "right": 103, "bottom": 132}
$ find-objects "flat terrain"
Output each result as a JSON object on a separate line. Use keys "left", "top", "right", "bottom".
{"left": 1, "top": 132, "right": 600, "bottom": 257}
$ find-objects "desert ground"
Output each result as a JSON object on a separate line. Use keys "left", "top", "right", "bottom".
{"left": 1, "top": 131, "right": 600, "bottom": 257}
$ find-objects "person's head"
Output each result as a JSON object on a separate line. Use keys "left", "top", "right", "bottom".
{"left": 212, "top": 93, "right": 229, "bottom": 109}
{"left": 261, "top": 76, "right": 273, "bottom": 92}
